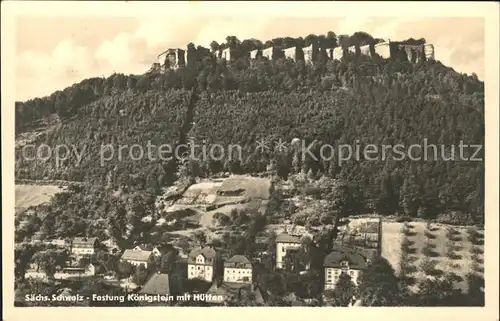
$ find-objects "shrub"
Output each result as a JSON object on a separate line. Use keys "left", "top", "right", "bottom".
{"left": 468, "top": 231, "right": 484, "bottom": 245}
{"left": 407, "top": 255, "right": 419, "bottom": 263}
{"left": 396, "top": 216, "right": 412, "bottom": 223}
{"left": 436, "top": 211, "right": 475, "bottom": 225}
{"left": 426, "top": 267, "right": 444, "bottom": 277}
{"left": 447, "top": 272, "right": 464, "bottom": 283}
{"left": 429, "top": 225, "right": 440, "bottom": 232}
{"left": 471, "top": 253, "right": 483, "bottom": 264}
{"left": 471, "top": 262, "right": 484, "bottom": 273}
{"left": 446, "top": 251, "right": 462, "bottom": 260}
{"left": 401, "top": 237, "right": 415, "bottom": 247}
{"left": 470, "top": 246, "right": 484, "bottom": 255}
{"left": 403, "top": 222, "right": 414, "bottom": 229}
{"left": 424, "top": 230, "right": 437, "bottom": 239}
{"left": 422, "top": 241, "right": 440, "bottom": 257}
{"left": 403, "top": 228, "right": 417, "bottom": 237}
{"left": 420, "top": 257, "right": 439, "bottom": 275}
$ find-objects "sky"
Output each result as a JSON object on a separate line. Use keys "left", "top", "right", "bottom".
{"left": 13, "top": 5, "right": 485, "bottom": 101}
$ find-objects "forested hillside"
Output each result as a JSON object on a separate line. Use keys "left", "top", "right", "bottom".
{"left": 15, "top": 33, "right": 485, "bottom": 227}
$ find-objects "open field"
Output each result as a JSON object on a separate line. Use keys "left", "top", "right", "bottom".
{"left": 15, "top": 184, "right": 64, "bottom": 213}
{"left": 381, "top": 221, "right": 484, "bottom": 292}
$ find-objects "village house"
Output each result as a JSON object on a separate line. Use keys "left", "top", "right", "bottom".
{"left": 358, "top": 219, "right": 381, "bottom": 244}
{"left": 71, "top": 237, "right": 99, "bottom": 257}
{"left": 50, "top": 239, "right": 68, "bottom": 247}
{"left": 133, "top": 245, "right": 163, "bottom": 257}
{"left": 275, "top": 233, "right": 302, "bottom": 269}
{"left": 187, "top": 246, "right": 217, "bottom": 282}
{"left": 223, "top": 255, "right": 253, "bottom": 284}
{"left": 120, "top": 248, "right": 153, "bottom": 268}
{"left": 62, "top": 262, "right": 104, "bottom": 276}
{"left": 323, "top": 248, "right": 367, "bottom": 290}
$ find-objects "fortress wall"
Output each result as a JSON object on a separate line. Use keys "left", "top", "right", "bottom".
{"left": 374, "top": 42, "right": 391, "bottom": 59}
{"left": 333, "top": 47, "right": 344, "bottom": 60}
{"left": 424, "top": 44, "right": 435, "bottom": 60}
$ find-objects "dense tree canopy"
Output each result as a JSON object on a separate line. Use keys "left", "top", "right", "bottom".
{"left": 15, "top": 31, "right": 484, "bottom": 245}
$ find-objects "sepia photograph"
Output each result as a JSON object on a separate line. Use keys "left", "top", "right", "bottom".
{"left": 2, "top": 1, "right": 499, "bottom": 320}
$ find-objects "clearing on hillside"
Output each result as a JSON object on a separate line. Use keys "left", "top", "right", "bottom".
{"left": 15, "top": 184, "right": 64, "bottom": 214}
{"left": 156, "top": 175, "right": 273, "bottom": 241}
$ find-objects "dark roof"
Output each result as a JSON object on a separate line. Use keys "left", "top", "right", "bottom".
{"left": 276, "top": 233, "right": 301, "bottom": 244}
{"left": 134, "top": 244, "right": 154, "bottom": 251}
{"left": 121, "top": 249, "right": 152, "bottom": 262}
{"left": 224, "top": 255, "right": 252, "bottom": 268}
{"left": 225, "top": 255, "right": 250, "bottom": 264}
{"left": 188, "top": 246, "right": 216, "bottom": 261}
{"left": 139, "top": 273, "right": 170, "bottom": 295}
{"left": 324, "top": 249, "right": 367, "bottom": 270}
{"left": 358, "top": 220, "right": 380, "bottom": 234}
{"left": 72, "top": 237, "right": 98, "bottom": 247}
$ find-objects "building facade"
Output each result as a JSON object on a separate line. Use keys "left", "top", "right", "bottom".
{"left": 187, "top": 246, "right": 217, "bottom": 282}
{"left": 323, "top": 249, "right": 367, "bottom": 290}
{"left": 157, "top": 48, "right": 186, "bottom": 70}
{"left": 223, "top": 255, "right": 252, "bottom": 284}
{"left": 120, "top": 248, "right": 153, "bottom": 268}
{"left": 275, "top": 233, "right": 302, "bottom": 269}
